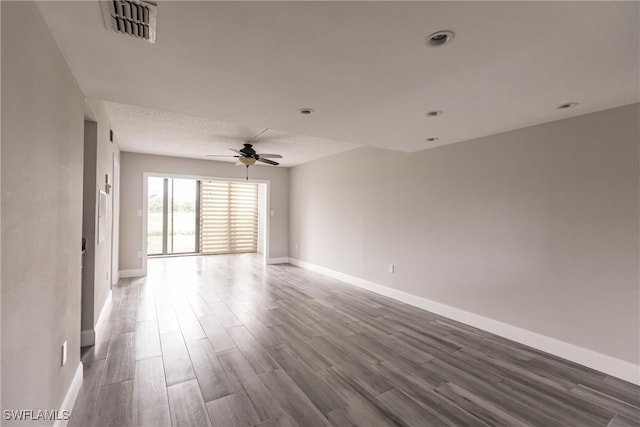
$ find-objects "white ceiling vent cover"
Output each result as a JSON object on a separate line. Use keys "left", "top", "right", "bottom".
{"left": 100, "top": 0, "right": 157, "bottom": 43}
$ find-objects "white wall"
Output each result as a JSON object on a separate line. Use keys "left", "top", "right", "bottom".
{"left": 1, "top": 1, "right": 84, "bottom": 422}
{"left": 1, "top": 0, "right": 4, "bottom": 411}
{"left": 290, "top": 104, "right": 640, "bottom": 368}
{"left": 258, "top": 183, "right": 267, "bottom": 254}
{"left": 112, "top": 154, "right": 120, "bottom": 285}
{"left": 119, "top": 153, "right": 289, "bottom": 273}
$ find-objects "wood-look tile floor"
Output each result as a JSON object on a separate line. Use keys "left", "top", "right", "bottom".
{"left": 71, "top": 254, "right": 640, "bottom": 427}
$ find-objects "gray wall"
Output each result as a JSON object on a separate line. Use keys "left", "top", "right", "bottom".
{"left": 1, "top": 1, "right": 84, "bottom": 422}
{"left": 82, "top": 99, "right": 120, "bottom": 338}
{"left": 81, "top": 122, "right": 97, "bottom": 333}
{"left": 290, "top": 103, "right": 640, "bottom": 364}
{"left": 119, "top": 152, "right": 289, "bottom": 271}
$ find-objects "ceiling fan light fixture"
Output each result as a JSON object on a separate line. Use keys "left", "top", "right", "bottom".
{"left": 237, "top": 157, "right": 257, "bottom": 166}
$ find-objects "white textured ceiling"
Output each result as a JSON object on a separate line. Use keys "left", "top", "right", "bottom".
{"left": 100, "top": 100, "right": 358, "bottom": 167}
{"left": 38, "top": 1, "right": 639, "bottom": 162}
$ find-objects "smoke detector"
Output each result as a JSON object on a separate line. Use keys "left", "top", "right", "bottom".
{"left": 100, "top": 1, "right": 157, "bottom": 43}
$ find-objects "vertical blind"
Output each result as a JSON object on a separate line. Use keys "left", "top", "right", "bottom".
{"left": 199, "top": 180, "right": 258, "bottom": 255}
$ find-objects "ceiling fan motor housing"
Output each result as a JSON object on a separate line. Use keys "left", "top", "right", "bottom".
{"left": 240, "top": 144, "right": 256, "bottom": 156}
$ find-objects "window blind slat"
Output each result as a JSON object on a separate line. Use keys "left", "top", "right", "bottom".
{"left": 200, "top": 180, "right": 259, "bottom": 255}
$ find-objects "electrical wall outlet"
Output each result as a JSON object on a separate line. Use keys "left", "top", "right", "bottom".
{"left": 388, "top": 264, "right": 395, "bottom": 273}
{"left": 61, "top": 341, "right": 67, "bottom": 367}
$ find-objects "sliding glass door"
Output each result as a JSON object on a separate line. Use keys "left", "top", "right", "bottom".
{"left": 147, "top": 176, "right": 260, "bottom": 257}
{"left": 147, "top": 177, "right": 199, "bottom": 255}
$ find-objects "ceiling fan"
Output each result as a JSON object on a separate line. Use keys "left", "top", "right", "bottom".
{"left": 206, "top": 130, "right": 283, "bottom": 180}
{"left": 206, "top": 143, "right": 283, "bottom": 167}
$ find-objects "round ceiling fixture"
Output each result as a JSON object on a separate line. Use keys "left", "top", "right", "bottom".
{"left": 426, "top": 110, "right": 443, "bottom": 117}
{"left": 425, "top": 137, "right": 439, "bottom": 142}
{"left": 237, "top": 157, "right": 257, "bottom": 166}
{"left": 557, "top": 102, "right": 579, "bottom": 110}
{"left": 426, "top": 30, "right": 455, "bottom": 47}
{"left": 298, "top": 108, "right": 315, "bottom": 115}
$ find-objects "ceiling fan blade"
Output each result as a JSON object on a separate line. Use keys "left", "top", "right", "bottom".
{"left": 256, "top": 157, "right": 279, "bottom": 166}
{"left": 229, "top": 148, "right": 243, "bottom": 155}
{"left": 206, "top": 154, "right": 239, "bottom": 157}
{"left": 256, "top": 154, "right": 283, "bottom": 159}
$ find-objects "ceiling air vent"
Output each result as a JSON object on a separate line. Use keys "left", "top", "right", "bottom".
{"left": 100, "top": 0, "right": 157, "bottom": 43}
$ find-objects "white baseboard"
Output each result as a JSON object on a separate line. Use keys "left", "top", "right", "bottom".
{"left": 95, "top": 290, "right": 112, "bottom": 339}
{"left": 119, "top": 268, "right": 144, "bottom": 278}
{"left": 288, "top": 257, "right": 640, "bottom": 385}
{"left": 81, "top": 290, "right": 112, "bottom": 347}
{"left": 54, "top": 362, "right": 83, "bottom": 427}
{"left": 266, "top": 257, "right": 289, "bottom": 265}
{"left": 96, "top": 290, "right": 112, "bottom": 327}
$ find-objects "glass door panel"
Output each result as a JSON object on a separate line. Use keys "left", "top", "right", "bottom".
{"left": 147, "top": 177, "right": 165, "bottom": 255}
{"left": 169, "top": 178, "right": 197, "bottom": 254}
{"left": 147, "top": 177, "right": 198, "bottom": 256}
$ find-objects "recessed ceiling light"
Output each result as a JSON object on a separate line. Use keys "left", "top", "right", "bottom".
{"left": 298, "top": 108, "right": 315, "bottom": 115}
{"left": 426, "top": 30, "right": 455, "bottom": 47}
{"left": 557, "top": 102, "right": 579, "bottom": 110}
{"left": 425, "top": 137, "right": 439, "bottom": 142}
{"left": 426, "top": 110, "right": 443, "bottom": 117}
